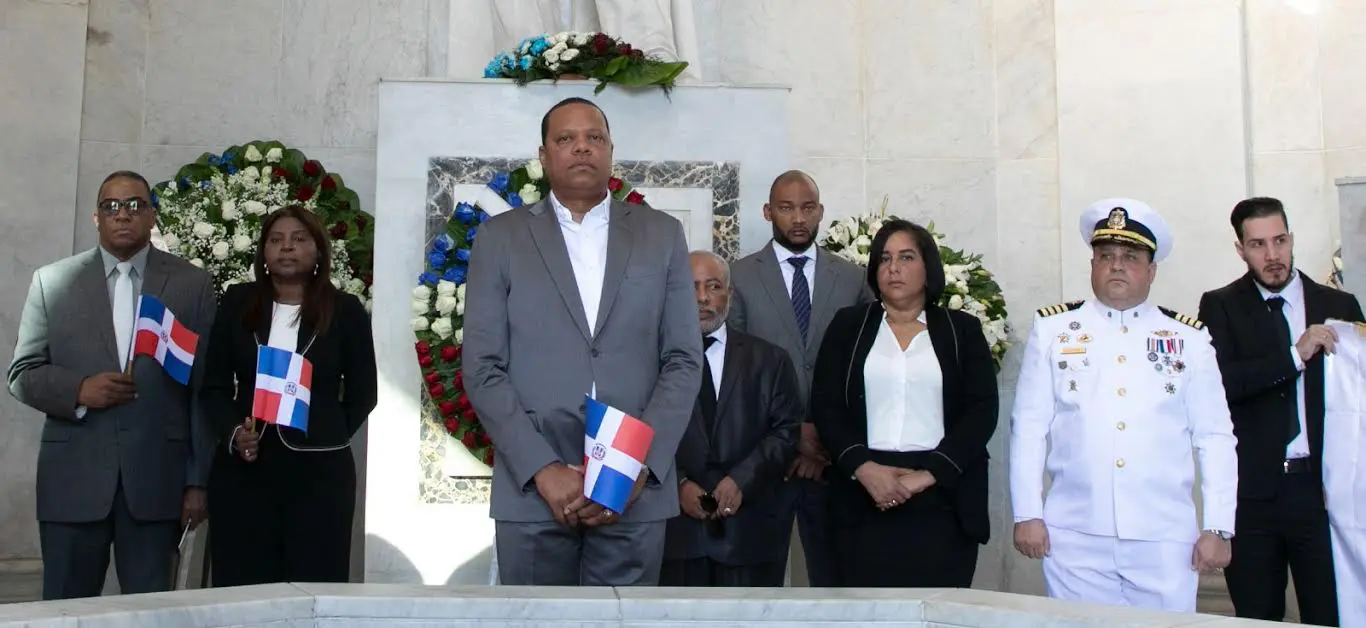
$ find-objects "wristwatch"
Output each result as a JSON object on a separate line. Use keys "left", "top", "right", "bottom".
{"left": 1205, "top": 529, "right": 1234, "bottom": 541}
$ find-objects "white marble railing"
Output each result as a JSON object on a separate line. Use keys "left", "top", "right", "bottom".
{"left": 0, "top": 584, "right": 1286, "bottom": 627}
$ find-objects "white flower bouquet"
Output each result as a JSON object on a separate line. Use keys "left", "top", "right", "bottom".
{"left": 819, "top": 198, "right": 1013, "bottom": 370}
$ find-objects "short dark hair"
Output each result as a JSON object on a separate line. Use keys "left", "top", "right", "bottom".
{"left": 540, "top": 97, "right": 610, "bottom": 144}
{"left": 1230, "top": 197, "right": 1289, "bottom": 241}
{"left": 866, "top": 219, "right": 945, "bottom": 303}
{"left": 99, "top": 170, "right": 155, "bottom": 208}
{"left": 245, "top": 206, "right": 338, "bottom": 336}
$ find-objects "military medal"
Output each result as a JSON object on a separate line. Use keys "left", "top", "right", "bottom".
{"left": 1173, "top": 360, "right": 1185, "bottom": 373}
{"left": 1079, "top": 334, "right": 1092, "bottom": 344}
{"left": 1059, "top": 361, "right": 1067, "bottom": 370}
{"left": 1069, "top": 380, "right": 1077, "bottom": 391}
{"left": 1154, "top": 363, "right": 1163, "bottom": 373}
{"left": 1069, "top": 321, "right": 1081, "bottom": 331}
{"left": 1165, "top": 382, "right": 1176, "bottom": 395}
{"left": 1058, "top": 333, "right": 1071, "bottom": 343}
{"left": 1148, "top": 352, "right": 1158, "bottom": 362}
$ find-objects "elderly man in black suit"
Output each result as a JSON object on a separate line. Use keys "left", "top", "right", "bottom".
{"left": 661, "top": 250, "right": 803, "bottom": 587}
{"left": 1199, "top": 197, "right": 1365, "bottom": 625}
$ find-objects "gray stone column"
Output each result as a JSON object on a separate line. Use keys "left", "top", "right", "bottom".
{"left": 1337, "top": 177, "right": 1366, "bottom": 299}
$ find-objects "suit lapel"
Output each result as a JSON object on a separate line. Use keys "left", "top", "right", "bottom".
{"left": 713, "top": 333, "right": 744, "bottom": 435}
{"left": 527, "top": 202, "right": 592, "bottom": 341}
{"left": 755, "top": 245, "right": 805, "bottom": 349}
{"left": 78, "top": 249, "right": 119, "bottom": 364}
{"left": 594, "top": 200, "right": 633, "bottom": 337}
{"left": 141, "top": 249, "right": 173, "bottom": 303}
{"left": 1237, "top": 273, "right": 1275, "bottom": 340}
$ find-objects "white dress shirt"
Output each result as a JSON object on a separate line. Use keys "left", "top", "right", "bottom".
{"left": 704, "top": 323, "right": 727, "bottom": 397}
{"left": 551, "top": 190, "right": 611, "bottom": 398}
{"left": 269, "top": 303, "right": 301, "bottom": 352}
{"left": 771, "top": 241, "right": 816, "bottom": 301}
{"left": 1256, "top": 271, "right": 1310, "bottom": 459}
{"left": 863, "top": 311, "right": 945, "bottom": 451}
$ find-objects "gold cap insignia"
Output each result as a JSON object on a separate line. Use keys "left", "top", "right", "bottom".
{"left": 1107, "top": 207, "right": 1127, "bottom": 230}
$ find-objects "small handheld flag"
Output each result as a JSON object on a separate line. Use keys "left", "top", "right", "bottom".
{"left": 252, "top": 346, "right": 313, "bottom": 433}
{"left": 583, "top": 396, "right": 654, "bottom": 514}
{"left": 132, "top": 294, "right": 199, "bottom": 385}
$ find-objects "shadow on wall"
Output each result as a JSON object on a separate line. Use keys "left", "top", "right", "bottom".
{"left": 363, "top": 533, "right": 495, "bottom": 586}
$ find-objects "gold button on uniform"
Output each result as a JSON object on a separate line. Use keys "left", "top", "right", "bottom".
{"left": 1116, "top": 458, "right": 1126, "bottom": 468}
{"left": 1117, "top": 422, "right": 1126, "bottom": 431}
{"left": 1121, "top": 326, "right": 1129, "bottom": 334}
{"left": 1118, "top": 388, "right": 1127, "bottom": 396}
{"left": 1118, "top": 355, "right": 1127, "bottom": 364}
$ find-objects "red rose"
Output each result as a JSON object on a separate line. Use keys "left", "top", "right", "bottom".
{"left": 621, "top": 44, "right": 633, "bottom": 55}
{"left": 356, "top": 215, "right": 368, "bottom": 232}
{"left": 441, "top": 345, "right": 459, "bottom": 362}
{"left": 329, "top": 221, "right": 348, "bottom": 238}
{"left": 273, "top": 167, "right": 289, "bottom": 180}
{"left": 444, "top": 418, "right": 459, "bottom": 433}
{"left": 461, "top": 432, "right": 477, "bottom": 448}
{"left": 423, "top": 371, "right": 440, "bottom": 385}
{"left": 296, "top": 184, "right": 315, "bottom": 202}
{"left": 484, "top": 450, "right": 495, "bottom": 465}
{"left": 303, "top": 160, "right": 323, "bottom": 177}
{"left": 418, "top": 354, "right": 433, "bottom": 369}
{"left": 457, "top": 393, "right": 473, "bottom": 412}
{"left": 480, "top": 433, "right": 492, "bottom": 446}
{"left": 322, "top": 175, "right": 338, "bottom": 191}
{"left": 608, "top": 177, "right": 623, "bottom": 192}
{"left": 626, "top": 190, "right": 645, "bottom": 205}
{"left": 415, "top": 341, "right": 431, "bottom": 355}
{"left": 592, "top": 33, "right": 611, "bottom": 53}
{"left": 439, "top": 400, "right": 458, "bottom": 416}
{"left": 428, "top": 382, "right": 445, "bottom": 398}
{"left": 453, "top": 370, "right": 464, "bottom": 390}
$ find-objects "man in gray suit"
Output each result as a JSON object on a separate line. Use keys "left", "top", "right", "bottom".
{"left": 464, "top": 97, "right": 702, "bottom": 586}
{"left": 727, "top": 170, "right": 874, "bottom": 586}
{"left": 8, "top": 171, "right": 215, "bottom": 599}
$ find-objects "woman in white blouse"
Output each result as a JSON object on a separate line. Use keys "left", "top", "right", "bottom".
{"left": 201, "top": 206, "right": 377, "bottom": 586}
{"left": 811, "top": 219, "right": 999, "bottom": 588}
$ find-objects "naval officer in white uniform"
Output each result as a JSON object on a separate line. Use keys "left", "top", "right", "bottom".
{"left": 1009, "top": 198, "right": 1239, "bottom": 613}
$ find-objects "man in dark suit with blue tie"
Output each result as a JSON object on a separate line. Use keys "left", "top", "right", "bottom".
{"left": 663, "top": 250, "right": 803, "bottom": 586}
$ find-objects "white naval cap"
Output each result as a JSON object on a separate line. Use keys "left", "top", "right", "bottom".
{"left": 1078, "top": 197, "right": 1173, "bottom": 263}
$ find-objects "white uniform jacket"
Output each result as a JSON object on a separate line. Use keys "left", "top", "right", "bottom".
{"left": 1009, "top": 299, "right": 1238, "bottom": 543}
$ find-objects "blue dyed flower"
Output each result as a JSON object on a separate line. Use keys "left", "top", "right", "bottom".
{"left": 507, "top": 193, "right": 523, "bottom": 208}
{"left": 455, "top": 202, "right": 477, "bottom": 224}
{"left": 455, "top": 248, "right": 471, "bottom": 262}
{"left": 477, "top": 210, "right": 491, "bottom": 224}
{"left": 467, "top": 226, "right": 478, "bottom": 243}
{"left": 487, "top": 173, "right": 509, "bottom": 194}
{"left": 418, "top": 271, "right": 439, "bottom": 286}
{"left": 223, "top": 150, "right": 236, "bottom": 162}
{"left": 177, "top": 177, "right": 190, "bottom": 191}
{"left": 483, "top": 62, "right": 500, "bottom": 78}
{"left": 443, "top": 266, "right": 467, "bottom": 285}
{"left": 427, "top": 250, "right": 448, "bottom": 269}
{"left": 530, "top": 38, "right": 549, "bottom": 55}
{"left": 225, "top": 163, "right": 238, "bottom": 175}
{"left": 199, "top": 180, "right": 211, "bottom": 189}
{"left": 207, "top": 154, "right": 223, "bottom": 166}
{"left": 432, "top": 233, "right": 454, "bottom": 252}
{"left": 519, "top": 55, "right": 533, "bottom": 71}
{"left": 150, "top": 191, "right": 160, "bottom": 209}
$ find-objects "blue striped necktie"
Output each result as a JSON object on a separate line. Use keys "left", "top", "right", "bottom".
{"left": 789, "top": 257, "right": 811, "bottom": 344}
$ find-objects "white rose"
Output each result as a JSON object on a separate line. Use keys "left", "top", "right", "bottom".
{"left": 193, "top": 222, "right": 215, "bottom": 238}
{"left": 190, "top": 258, "right": 204, "bottom": 268}
{"left": 526, "top": 159, "right": 544, "bottom": 181}
{"left": 853, "top": 252, "right": 870, "bottom": 267}
{"left": 330, "top": 276, "right": 341, "bottom": 289}
{"left": 457, "top": 298, "right": 466, "bottom": 317}
{"left": 547, "top": 62, "right": 561, "bottom": 73}
{"left": 868, "top": 220, "right": 884, "bottom": 235}
{"left": 854, "top": 235, "right": 872, "bottom": 250}
{"left": 455, "top": 328, "right": 464, "bottom": 344}
{"left": 162, "top": 233, "right": 181, "bottom": 251}
{"left": 232, "top": 234, "right": 252, "bottom": 252}
{"left": 956, "top": 280, "right": 969, "bottom": 293}
{"left": 431, "top": 317, "right": 454, "bottom": 340}
{"left": 244, "top": 200, "right": 268, "bottom": 215}
{"left": 572, "top": 32, "right": 590, "bottom": 46}
{"left": 222, "top": 202, "right": 241, "bottom": 221}
{"left": 436, "top": 280, "right": 457, "bottom": 297}
{"left": 520, "top": 183, "right": 542, "bottom": 205}
{"left": 948, "top": 294, "right": 964, "bottom": 310}
{"left": 412, "top": 285, "right": 432, "bottom": 301}
{"left": 457, "top": 283, "right": 467, "bottom": 303}
{"left": 242, "top": 165, "right": 260, "bottom": 180}
{"left": 411, "top": 317, "right": 429, "bottom": 332}
{"left": 561, "top": 48, "right": 580, "bottom": 61}
{"left": 411, "top": 298, "right": 429, "bottom": 315}
{"left": 544, "top": 49, "right": 561, "bottom": 63}
{"left": 435, "top": 294, "right": 458, "bottom": 315}
{"left": 245, "top": 145, "right": 264, "bottom": 162}
{"left": 347, "top": 278, "right": 366, "bottom": 294}
{"left": 211, "top": 242, "right": 230, "bottom": 260}
{"left": 266, "top": 147, "right": 283, "bottom": 163}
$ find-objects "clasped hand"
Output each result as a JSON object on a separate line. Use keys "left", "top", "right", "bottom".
{"left": 534, "top": 462, "right": 646, "bottom": 527}
{"left": 679, "top": 477, "right": 743, "bottom": 520}
{"left": 854, "top": 462, "right": 935, "bottom": 511}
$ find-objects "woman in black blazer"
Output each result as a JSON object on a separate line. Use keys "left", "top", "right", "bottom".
{"left": 201, "top": 205, "right": 377, "bottom": 586}
{"left": 812, "top": 219, "right": 999, "bottom": 588}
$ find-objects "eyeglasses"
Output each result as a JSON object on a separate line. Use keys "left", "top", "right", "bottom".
{"left": 97, "top": 198, "right": 151, "bottom": 216}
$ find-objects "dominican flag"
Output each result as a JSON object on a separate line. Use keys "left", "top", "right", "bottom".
{"left": 252, "top": 345, "right": 313, "bottom": 432}
{"left": 132, "top": 294, "right": 199, "bottom": 385}
{"left": 583, "top": 396, "right": 655, "bottom": 514}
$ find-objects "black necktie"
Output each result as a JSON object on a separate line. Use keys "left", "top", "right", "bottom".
{"left": 1266, "top": 296, "right": 1301, "bottom": 442}
{"left": 789, "top": 257, "right": 811, "bottom": 344}
{"left": 699, "top": 336, "right": 718, "bottom": 434}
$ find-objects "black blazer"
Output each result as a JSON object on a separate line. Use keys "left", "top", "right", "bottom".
{"left": 201, "top": 283, "right": 378, "bottom": 449}
{"left": 1198, "top": 271, "right": 1364, "bottom": 498}
{"left": 811, "top": 302, "right": 999, "bottom": 543}
{"left": 665, "top": 330, "right": 803, "bottom": 565}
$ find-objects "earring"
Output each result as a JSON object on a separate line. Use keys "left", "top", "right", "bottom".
{"left": 313, "top": 264, "right": 319, "bottom": 276}
{"left": 264, "top": 266, "right": 270, "bottom": 276}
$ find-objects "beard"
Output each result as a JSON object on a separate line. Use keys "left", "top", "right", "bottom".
{"left": 772, "top": 223, "right": 818, "bottom": 253}
{"left": 1251, "top": 255, "right": 1295, "bottom": 291}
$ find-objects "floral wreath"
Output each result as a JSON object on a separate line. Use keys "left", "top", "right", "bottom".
{"left": 151, "top": 140, "right": 374, "bottom": 305}
{"left": 412, "top": 160, "right": 650, "bottom": 464}
{"left": 819, "top": 198, "right": 1012, "bottom": 370}
{"left": 1331, "top": 245, "right": 1344, "bottom": 290}
{"left": 484, "top": 31, "right": 688, "bottom": 94}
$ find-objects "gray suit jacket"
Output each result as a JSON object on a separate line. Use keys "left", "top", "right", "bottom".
{"left": 463, "top": 197, "right": 703, "bottom": 523}
{"left": 7, "top": 247, "right": 216, "bottom": 523}
{"left": 728, "top": 243, "right": 874, "bottom": 410}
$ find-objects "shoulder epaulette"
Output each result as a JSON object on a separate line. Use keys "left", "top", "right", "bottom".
{"left": 1036, "top": 301, "right": 1084, "bottom": 317}
{"left": 1159, "top": 306, "right": 1204, "bottom": 330}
